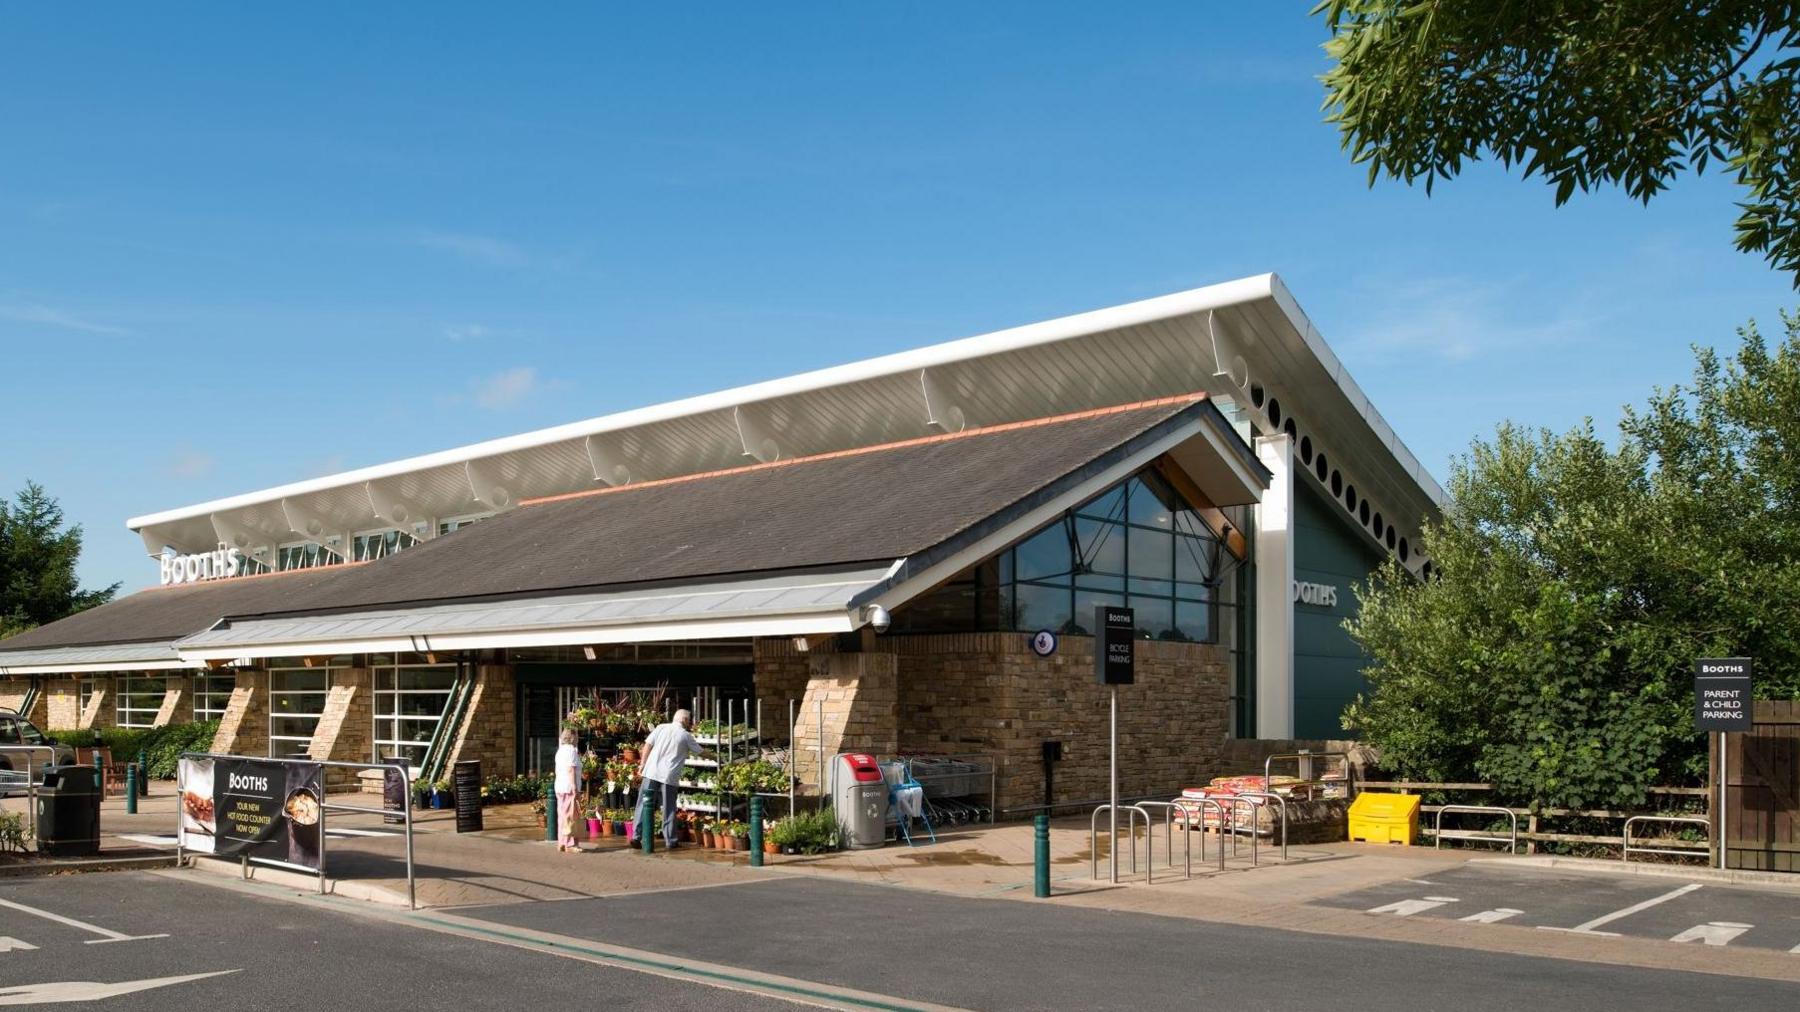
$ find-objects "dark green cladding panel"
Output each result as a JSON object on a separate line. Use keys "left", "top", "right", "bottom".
{"left": 1291, "top": 480, "right": 1384, "bottom": 739}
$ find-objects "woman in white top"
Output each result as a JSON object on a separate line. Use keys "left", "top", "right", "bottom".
{"left": 553, "top": 728, "right": 582, "bottom": 853}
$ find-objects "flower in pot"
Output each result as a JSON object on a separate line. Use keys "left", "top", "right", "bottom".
{"left": 432, "top": 779, "right": 453, "bottom": 808}
{"left": 586, "top": 811, "right": 603, "bottom": 838}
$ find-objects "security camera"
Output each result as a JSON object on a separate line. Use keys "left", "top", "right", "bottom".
{"left": 866, "top": 605, "right": 891, "bottom": 633}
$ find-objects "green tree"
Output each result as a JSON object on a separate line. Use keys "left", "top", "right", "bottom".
{"left": 1316, "top": 2, "right": 1800, "bottom": 279}
{"left": 0, "top": 482, "right": 119, "bottom": 639}
{"left": 1345, "top": 316, "right": 1800, "bottom": 809}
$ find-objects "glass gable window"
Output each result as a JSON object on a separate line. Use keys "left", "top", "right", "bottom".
{"left": 277, "top": 540, "right": 344, "bottom": 572}
{"left": 890, "top": 468, "right": 1225, "bottom": 642}
{"left": 372, "top": 662, "right": 456, "bottom": 768}
{"left": 194, "top": 673, "right": 236, "bottom": 722}
{"left": 269, "top": 668, "right": 331, "bottom": 758}
{"left": 116, "top": 675, "right": 166, "bottom": 728}
{"left": 352, "top": 529, "right": 419, "bottom": 562}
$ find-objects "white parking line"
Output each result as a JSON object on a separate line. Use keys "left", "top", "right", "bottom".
{"left": 0, "top": 897, "right": 167, "bottom": 945}
{"left": 1670, "top": 922, "right": 1753, "bottom": 946}
{"left": 0, "top": 937, "right": 38, "bottom": 953}
{"left": 1538, "top": 883, "right": 1702, "bottom": 937}
{"left": 1368, "top": 896, "right": 1458, "bottom": 916}
{"left": 1459, "top": 908, "right": 1523, "bottom": 924}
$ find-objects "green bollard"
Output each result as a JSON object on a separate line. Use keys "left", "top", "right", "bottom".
{"left": 641, "top": 797, "right": 654, "bottom": 854}
{"left": 92, "top": 752, "right": 104, "bottom": 793}
{"left": 137, "top": 750, "right": 149, "bottom": 797}
{"left": 544, "top": 781, "right": 557, "bottom": 843}
{"left": 1034, "top": 814, "right": 1051, "bottom": 898}
{"left": 125, "top": 764, "right": 138, "bottom": 815}
{"left": 749, "top": 797, "right": 764, "bottom": 868}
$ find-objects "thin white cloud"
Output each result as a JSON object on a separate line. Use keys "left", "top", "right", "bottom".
{"left": 0, "top": 301, "right": 128, "bottom": 335}
{"left": 1336, "top": 277, "right": 1596, "bottom": 363}
{"left": 413, "top": 230, "right": 528, "bottom": 268}
{"left": 166, "top": 450, "right": 216, "bottom": 479}
{"left": 443, "top": 323, "right": 491, "bottom": 342}
{"left": 472, "top": 366, "right": 539, "bottom": 410}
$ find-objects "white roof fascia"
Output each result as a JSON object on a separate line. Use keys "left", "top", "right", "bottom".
{"left": 127, "top": 275, "right": 1276, "bottom": 531}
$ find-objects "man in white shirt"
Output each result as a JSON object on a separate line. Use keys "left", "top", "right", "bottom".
{"left": 633, "top": 708, "right": 701, "bottom": 849}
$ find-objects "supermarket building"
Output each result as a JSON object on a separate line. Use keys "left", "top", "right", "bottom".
{"left": 0, "top": 275, "right": 1441, "bottom": 808}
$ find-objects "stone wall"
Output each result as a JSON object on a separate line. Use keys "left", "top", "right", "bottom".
{"left": 0, "top": 678, "right": 28, "bottom": 718}
{"left": 755, "top": 632, "right": 1232, "bottom": 813}
{"left": 77, "top": 675, "right": 114, "bottom": 731}
{"left": 44, "top": 679, "right": 80, "bottom": 730}
{"left": 211, "top": 669, "right": 268, "bottom": 757}
{"left": 788, "top": 653, "right": 898, "bottom": 792}
{"left": 308, "top": 668, "right": 373, "bottom": 789}
{"left": 444, "top": 665, "right": 516, "bottom": 782}
{"left": 152, "top": 674, "right": 193, "bottom": 727}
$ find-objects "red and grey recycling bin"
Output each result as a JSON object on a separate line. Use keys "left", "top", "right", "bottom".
{"left": 830, "top": 753, "right": 889, "bottom": 849}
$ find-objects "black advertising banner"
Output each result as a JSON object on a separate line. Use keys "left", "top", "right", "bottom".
{"left": 1095, "top": 605, "right": 1135, "bottom": 685}
{"left": 453, "top": 759, "right": 484, "bottom": 833}
{"left": 178, "top": 756, "right": 325, "bottom": 871}
{"left": 382, "top": 759, "right": 408, "bottom": 826}
{"left": 1694, "top": 657, "right": 1754, "bottom": 733}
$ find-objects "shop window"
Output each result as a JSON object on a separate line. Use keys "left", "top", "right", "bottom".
{"left": 437, "top": 513, "right": 491, "bottom": 537}
{"left": 115, "top": 675, "right": 165, "bottom": 728}
{"left": 371, "top": 664, "right": 456, "bottom": 769}
{"left": 892, "top": 467, "right": 1223, "bottom": 642}
{"left": 269, "top": 668, "right": 331, "bottom": 758}
{"left": 193, "top": 673, "right": 236, "bottom": 722}
{"left": 352, "top": 529, "right": 419, "bottom": 562}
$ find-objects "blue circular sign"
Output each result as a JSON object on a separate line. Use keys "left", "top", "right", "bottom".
{"left": 1030, "top": 629, "right": 1058, "bottom": 657}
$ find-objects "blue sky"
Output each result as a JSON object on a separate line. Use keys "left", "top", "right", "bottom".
{"left": 2, "top": 4, "right": 1792, "bottom": 596}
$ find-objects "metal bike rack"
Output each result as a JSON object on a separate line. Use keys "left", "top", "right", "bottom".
{"left": 0, "top": 745, "right": 57, "bottom": 846}
{"left": 1433, "top": 804, "right": 1519, "bottom": 854}
{"left": 1232, "top": 790, "right": 1289, "bottom": 861}
{"left": 1263, "top": 751, "right": 1355, "bottom": 800}
{"left": 1133, "top": 801, "right": 1192, "bottom": 880}
{"left": 1218, "top": 795, "right": 1260, "bottom": 866}
{"left": 1171, "top": 797, "right": 1229, "bottom": 872}
{"left": 1623, "top": 815, "right": 1711, "bottom": 863}
{"left": 1089, "top": 803, "right": 1153, "bottom": 884}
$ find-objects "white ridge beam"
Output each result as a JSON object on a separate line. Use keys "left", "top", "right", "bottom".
{"left": 919, "top": 368, "right": 966, "bottom": 432}
{"left": 465, "top": 458, "right": 514, "bottom": 510}
{"left": 279, "top": 499, "right": 349, "bottom": 559}
{"left": 734, "top": 405, "right": 780, "bottom": 463}
{"left": 583, "top": 434, "right": 632, "bottom": 486}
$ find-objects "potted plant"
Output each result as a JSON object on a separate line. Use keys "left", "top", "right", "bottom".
{"left": 586, "top": 809, "right": 604, "bottom": 838}
{"left": 762, "top": 820, "right": 780, "bottom": 855}
{"left": 611, "top": 808, "right": 629, "bottom": 836}
{"left": 431, "top": 779, "right": 453, "bottom": 808}
{"left": 729, "top": 821, "right": 750, "bottom": 851}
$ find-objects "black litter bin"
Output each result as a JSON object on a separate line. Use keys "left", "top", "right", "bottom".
{"left": 37, "top": 765, "right": 101, "bottom": 857}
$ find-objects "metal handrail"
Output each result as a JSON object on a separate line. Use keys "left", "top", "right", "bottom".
{"left": 1263, "top": 751, "right": 1355, "bottom": 801}
{"left": 1232, "top": 790, "right": 1289, "bottom": 861}
{"left": 1089, "top": 803, "right": 1152, "bottom": 884}
{"left": 178, "top": 752, "right": 418, "bottom": 909}
{"left": 0, "top": 745, "right": 57, "bottom": 846}
{"left": 1134, "top": 801, "right": 1192, "bottom": 880}
{"left": 1623, "top": 816, "right": 1711, "bottom": 863}
{"left": 1433, "top": 804, "right": 1518, "bottom": 854}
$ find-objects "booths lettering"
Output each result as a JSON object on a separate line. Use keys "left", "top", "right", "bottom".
{"left": 159, "top": 543, "right": 245, "bottom": 585}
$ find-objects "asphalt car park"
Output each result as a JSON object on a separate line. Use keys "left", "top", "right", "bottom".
{"left": 1324, "top": 862, "right": 1800, "bottom": 951}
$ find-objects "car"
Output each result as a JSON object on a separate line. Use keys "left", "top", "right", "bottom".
{"left": 0, "top": 708, "right": 76, "bottom": 794}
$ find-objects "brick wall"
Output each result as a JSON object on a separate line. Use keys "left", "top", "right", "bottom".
{"left": 444, "top": 665, "right": 515, "bottom": 782}
{"left": 0, "top": 678, "right": 27, "bottom": 716}
{"left": 755, "top": 632, "right": 1232, "bottom": 813}
{"left": 787, "top": 653, "right": 899, "bottom": 792}
{"left": 211, "top": 669, "right": 268, "bottom": 756}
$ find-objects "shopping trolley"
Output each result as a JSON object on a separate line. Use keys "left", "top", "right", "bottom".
{"left": 881, "top": 759, "right": 936, "bottom": 846}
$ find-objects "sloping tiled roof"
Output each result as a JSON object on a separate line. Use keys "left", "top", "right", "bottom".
{"left": 2, "top": 396, "right": 1246, "bottom": 657}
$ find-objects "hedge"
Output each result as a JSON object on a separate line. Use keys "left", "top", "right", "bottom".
{"left": 48, "top": 721, "right": 220, "bottom": 779}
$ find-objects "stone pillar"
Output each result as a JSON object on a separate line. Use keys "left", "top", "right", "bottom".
{"left": 152, "top": 674, "right": 193, "bottom": 727}
{"left": 43, "top": 677, "right": 81, "bottom": 730}
{"left": 0, "top": 678, "right": 26, "bottom": 715}
{"left": 78, "top": 675, "right": 116, "bottom": 731}
{"left": 792, "top": 653, "right": 899, "bottom": 795}
{"left": 211, "top": 669, "right": 268, "bottom": 757}
{"left": 444, "top": 665, "right": 516, "bottom": 780}
{"left": 309, "top": 668, "right": 374, "bottom": 789}
{"left": 1253, "top": 434, "right": 1295, "bottom": 738}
